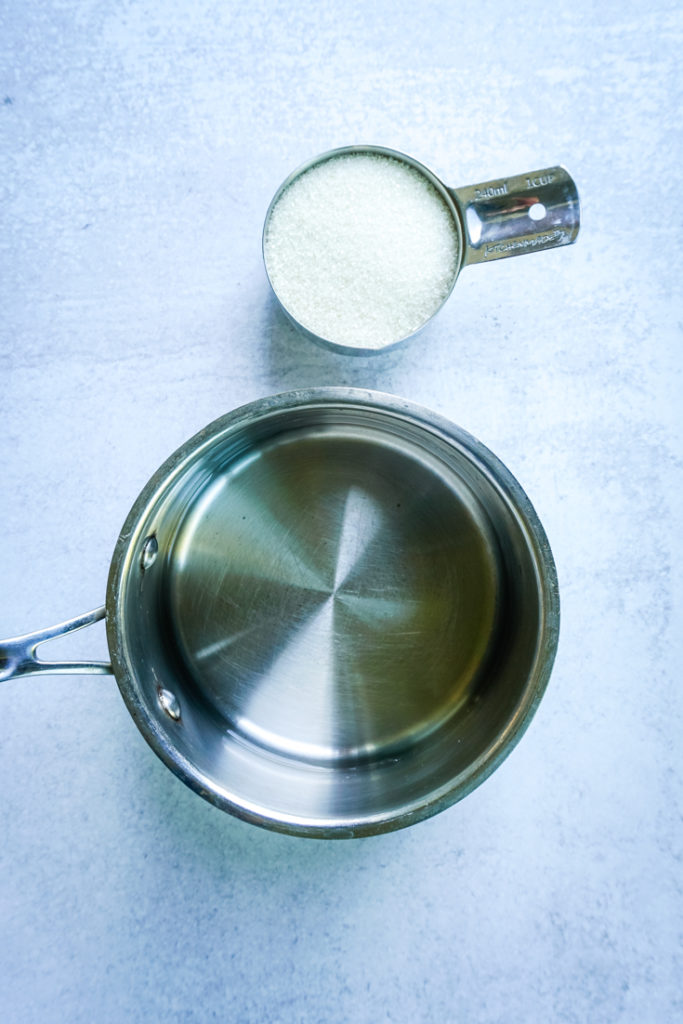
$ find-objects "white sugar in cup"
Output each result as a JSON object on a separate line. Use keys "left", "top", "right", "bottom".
{"left": 263, "top": 145, "right": 581, "bottom": 356}
{"left": 264, "top": 151, "right": 459, "bottom": 353}
{"left": 263, "top": 147, "right": 459, "bottom": 355}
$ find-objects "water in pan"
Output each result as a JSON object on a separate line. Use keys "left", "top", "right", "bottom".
{"left": 168, "top": 423, "right": 500, "bottom": 765}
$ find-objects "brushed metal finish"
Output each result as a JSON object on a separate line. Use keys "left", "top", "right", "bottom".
{"left": 169, "top": 426, "right": 498, "bottom": 764}
{"left": 106, "top": 389, "right": 559, "bottom": 837}
{"left": 262, "top": 145, "right": 580, "bottom": 355}
{"left": 0, "top": 389, "right": 558, "bottom": 836}
{"left": 0, "top": 606, "right": 110, "bottom": 680}
{"left": 451, "top": 165, "right": 580, "bottom": 266}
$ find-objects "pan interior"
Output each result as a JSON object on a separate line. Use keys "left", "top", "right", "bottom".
{"left": 110, "top": 397, "right": 551, "bottom": 835}
{"left": 167, "top": 423, "right": 499, "bottom": 765}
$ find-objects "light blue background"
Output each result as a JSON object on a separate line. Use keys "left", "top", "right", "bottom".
{"left": 1, "top": 2, "right": 681, "bottom": 1021}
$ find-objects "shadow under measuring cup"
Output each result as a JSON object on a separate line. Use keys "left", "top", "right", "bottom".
{"left": 262, "top": 145, "right": 580, "bottom": 356}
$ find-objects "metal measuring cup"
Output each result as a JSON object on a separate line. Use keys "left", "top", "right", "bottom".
{"left": 263, "top": 144, "right": 580, "bottom": 355}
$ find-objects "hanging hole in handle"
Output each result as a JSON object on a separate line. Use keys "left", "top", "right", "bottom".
{"left": 528, "top": 202, "right": 546, "bottom": 222}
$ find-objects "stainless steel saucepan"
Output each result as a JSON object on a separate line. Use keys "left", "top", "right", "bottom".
{"left": 0, "top": 389, "right": 559, "bottom": 838}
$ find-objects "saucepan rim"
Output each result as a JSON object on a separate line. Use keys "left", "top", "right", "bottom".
{"left": 105, "top": 387, "right": 559, "bottom": 838}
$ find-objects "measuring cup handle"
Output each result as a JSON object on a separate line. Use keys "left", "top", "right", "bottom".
{"left": 0, "top": 606, "right": 112, "bottom": 682}
{"left": 449, "top": 166, "right": 580, "bottom": 266}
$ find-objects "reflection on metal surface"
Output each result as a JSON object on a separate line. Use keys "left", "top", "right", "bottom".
{"left": 170, "top": 434, "right": 496, "bottom": 765}
{"left": 0, "top": 606, "right": 110, "bottom": 680}
{"left": 0, "top": 390, "right": 560, "bottom": 837}
{"left": 157, "top": 687, "right": 181, "bottom": 721}
{"left": 452, "top": 165, "right": 580, "bottom": 264}
{"left": 106, "top": 390, "right": 559, "bottom": 837}
{"left": 140, "top": 535, "right": 158, "bottom": 572}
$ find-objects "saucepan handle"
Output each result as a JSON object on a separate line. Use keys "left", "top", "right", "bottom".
{"left": 0, "top": 606, "right": 112, "bottom": 681}
{"left": 450, "top": 165, "right": 580, "bottom": 267}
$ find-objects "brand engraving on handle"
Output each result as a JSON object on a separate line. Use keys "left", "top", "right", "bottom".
{"left": 526, "top": 173, "right": 555, "bottom": 188}
{"left": 484, "top": 229, "right": 568, "bottom": 257}
{"left": 474, "top": 182, "right": 508, "bottom": 199}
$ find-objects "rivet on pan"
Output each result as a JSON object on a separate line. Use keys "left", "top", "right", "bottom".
{"left": 157, "top": 687, "right": 181, "bottom": 721}
{"left": 140, "top": 535, "right": 158, "bottom": 572}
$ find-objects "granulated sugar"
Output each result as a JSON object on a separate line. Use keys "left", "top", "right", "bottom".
{"left": 264, "top": 153, "right": 460, "bottom": 349}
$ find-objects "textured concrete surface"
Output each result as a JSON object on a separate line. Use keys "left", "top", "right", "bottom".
{"left": 1, "top": 2, "right": 682, "bottom": 1022}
